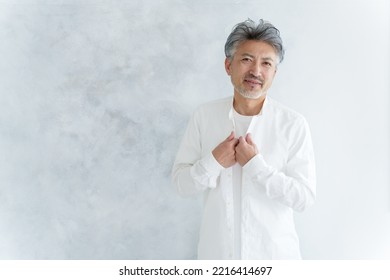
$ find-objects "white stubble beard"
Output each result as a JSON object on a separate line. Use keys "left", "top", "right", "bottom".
{"left": 235, "top": 85, "right": 264, "bottom": 100}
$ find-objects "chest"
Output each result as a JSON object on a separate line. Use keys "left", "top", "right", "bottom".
{"left": 200, "top": 115, "right": 289, "bottom": 171}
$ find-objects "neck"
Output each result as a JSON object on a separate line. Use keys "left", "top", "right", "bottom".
{"left": 233, "top": 93, "right": 266, "bottom": 116}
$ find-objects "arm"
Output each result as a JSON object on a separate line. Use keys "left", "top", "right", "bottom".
{"left": 243, "top": 118, "right": 316, "bottom": 212}
{"left": 171, "top": 111, "right": 235, "bottom": 196}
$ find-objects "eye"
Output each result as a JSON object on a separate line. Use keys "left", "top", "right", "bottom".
{"left": 241, "top": 57, "right": 252, "bottom": 63}
{"left": 263, "top": 62, "right": 272, "bottom": 67}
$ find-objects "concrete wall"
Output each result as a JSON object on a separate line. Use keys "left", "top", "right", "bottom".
{"left": 0, "top": 0, "right": 389, "bottom": 259}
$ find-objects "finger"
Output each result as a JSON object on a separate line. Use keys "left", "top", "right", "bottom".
{"left": 246, "top": 133, "right": 254, "bottom": 145}
{"left": 226, "top": 131, "right": 235, "bottom": 141}
{"left": 229, "top": 137, "right": 239, "bottom": 148}
{"left": 246, "top": 133, "right": 258, "bottom": 153}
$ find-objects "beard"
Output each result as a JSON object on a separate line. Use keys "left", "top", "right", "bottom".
{"left": 234, "top": 84, "right": 264, "bottom": 100}
{"left": 236, "top": 88, "right": 263, "bottom": 99}
{"left": 231, "top": 74, "right": 265, "bottom": 100}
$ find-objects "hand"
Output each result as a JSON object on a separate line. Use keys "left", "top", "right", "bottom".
{"left": 235, "top": 133, "right": 258, "bottom": 166}
{"left": 212, "top": 131, "right": 239, "bottom": 168}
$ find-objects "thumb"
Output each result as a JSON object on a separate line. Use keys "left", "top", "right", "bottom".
{"left": 226, "top": 131, "right": 235, "bottom": 141}
{"left": 246, "top": 133, "right": 254, "bottom": 145}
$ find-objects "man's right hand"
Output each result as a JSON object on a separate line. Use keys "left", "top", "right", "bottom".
{"left": 212, "top": 131, "right": 239, "bottom": 168}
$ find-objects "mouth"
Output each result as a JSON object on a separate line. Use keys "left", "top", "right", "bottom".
{"left": 244, "top": 79, "right": 263, "bottom": 87}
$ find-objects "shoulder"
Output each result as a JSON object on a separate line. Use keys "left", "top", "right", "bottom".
{"left": 196, "top": 96, "right": 232, "bottom": 111}
{"left": 266, "top": 97, "right": 307, "bottom": 125}
{"left": 194, "top": 96, "right": 232, "bottom": 116}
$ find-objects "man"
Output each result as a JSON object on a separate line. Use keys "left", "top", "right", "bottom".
{"left": 172, "top": 19, "right": 316, "bottom": 260}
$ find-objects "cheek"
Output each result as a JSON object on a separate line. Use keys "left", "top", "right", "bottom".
{"left": 265, "top": 72, "right": 276, "bottom": 82}
{"left": 230, "top": 70, "right": 241, "bottom": 81}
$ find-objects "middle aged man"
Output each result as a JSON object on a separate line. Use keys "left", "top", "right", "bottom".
{"left": 172, "top": 19, "right": 316, "bottom": 260}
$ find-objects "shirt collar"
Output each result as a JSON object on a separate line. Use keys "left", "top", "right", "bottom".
{"left": 228, "top": 95, "right": 269, "bottom": 121}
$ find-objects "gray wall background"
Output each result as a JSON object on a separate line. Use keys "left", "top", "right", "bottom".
{"left": 0, "top": 0, "right": 389, "bottom": 259}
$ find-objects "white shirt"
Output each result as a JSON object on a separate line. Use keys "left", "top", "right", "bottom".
{"left": 172, "top": 96, "right": 316, "bottom": 260}
{"left": 232, "top": 109, "right": 252, "bottom": 259}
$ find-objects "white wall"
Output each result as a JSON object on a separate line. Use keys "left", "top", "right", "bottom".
{"left": 0, "top": 0, "right": 389, "bottom": 259}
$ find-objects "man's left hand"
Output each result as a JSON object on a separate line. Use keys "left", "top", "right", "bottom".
{"left": 235, "top": 133, "right": 258, "bottom": 166}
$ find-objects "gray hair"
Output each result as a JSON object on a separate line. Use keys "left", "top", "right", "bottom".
{"left": 224, "top": 19, "right": 285, "bottom": 63}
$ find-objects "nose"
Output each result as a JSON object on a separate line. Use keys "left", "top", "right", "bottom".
{"left": 249, "top": 61, "right": 262, "bottom": 78}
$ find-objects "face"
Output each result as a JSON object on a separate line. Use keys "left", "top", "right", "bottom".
{"left": 225, "top": 40, "right": 278, "bottom": 100}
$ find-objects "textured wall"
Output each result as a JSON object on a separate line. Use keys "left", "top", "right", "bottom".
{"left": 0, "top": 0, "right": 389, "bottom": 259}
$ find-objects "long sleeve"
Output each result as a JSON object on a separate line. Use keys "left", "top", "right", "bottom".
{"left": 243, "top": 117, "right": 316, "bottom": 212}
{"left": 171, "top": 110, "right": 225, "bottom": 196}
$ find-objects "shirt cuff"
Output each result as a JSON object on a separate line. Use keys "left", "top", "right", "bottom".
{"left": 199, "top": 152, "right": 225, "bottom": 176}
{"left": 243, "top": 154, "right": 269, "bottom": 178}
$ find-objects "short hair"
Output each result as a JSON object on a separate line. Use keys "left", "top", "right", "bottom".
{"left": 224, "top": 19, "right": 285, "bottom": 63}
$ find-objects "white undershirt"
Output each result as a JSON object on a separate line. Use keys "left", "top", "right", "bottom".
{"left": 232, "top": 109, "right": 252, "bottom": 259}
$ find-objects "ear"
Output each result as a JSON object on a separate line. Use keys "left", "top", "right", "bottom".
{"left": 272, "top": 66, "right": 278, "bottom": 77}
{"left": 274, "top": 61, "right": 279, "bottom": 74}
{"left": 224, "top": 57, "right": 232, "bottom": 75}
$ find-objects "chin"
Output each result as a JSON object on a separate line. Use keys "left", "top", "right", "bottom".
{"left": 238, "top": 91, "right": 264, "bottom": 100}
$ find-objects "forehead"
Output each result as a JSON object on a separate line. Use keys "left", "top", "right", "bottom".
{"left": 235, "top": 40, "right": 277, "bottom": 58}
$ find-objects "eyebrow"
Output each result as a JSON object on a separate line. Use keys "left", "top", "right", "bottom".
{"left": 262, "top": 57, "right": 275, "bottom": 62}
{"left": 241, "top": 53, "right": 275, "bottom": 62}
{"left": 241, "top": 53, "right": 255, "bottom": 58}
